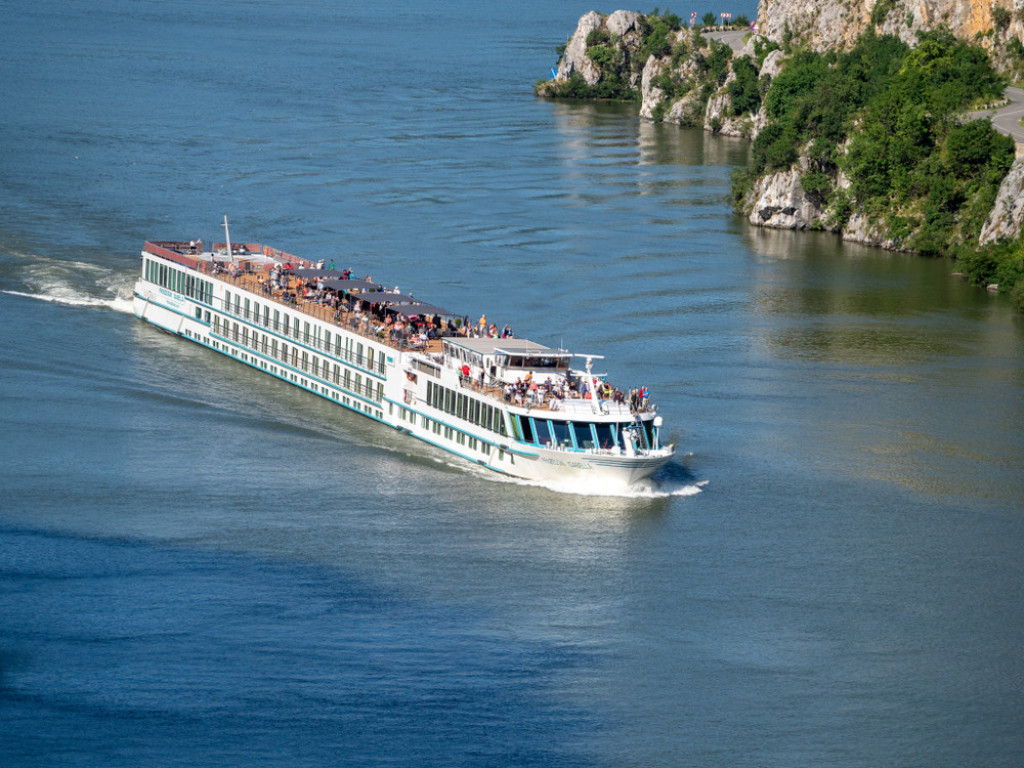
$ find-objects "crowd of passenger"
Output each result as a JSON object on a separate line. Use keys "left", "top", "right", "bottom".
{"left": 211, "top": 254, "right": 653, "bottom": 412}
{"left": 459, "top": 368, "right": 650, "bottom": 413}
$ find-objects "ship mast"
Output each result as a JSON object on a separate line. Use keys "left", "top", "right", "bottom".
{"left": 223, "top": 214, "right": 232, "bottom": 259}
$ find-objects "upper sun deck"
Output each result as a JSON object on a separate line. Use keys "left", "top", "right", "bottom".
{"left": 141, "top": 240, "right": 657, "bottom": 416}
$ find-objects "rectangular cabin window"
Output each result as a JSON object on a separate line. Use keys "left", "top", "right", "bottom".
{"left": 572, "top": 422, "right": 595, "bottom": 450}
{"left": 303, "top": 322, "right": 310, "bottom": 343}
{"left": 367, "top": 348, "right": 374, "bottom": 370}
{"left": 356, "top": 343, "right": 364, "bottom": 367}
{"left": 550, "top": 420, "right": 572, "bottom": 447}
{"left": 324, "top": 331, "right": 331, "bottom": 353}
{"left": 519, "top": 416, "right": 535, "bottom": 444}
{"left": 224, "top": 291, "right": 231, "bottom": 313}
{"left": 594, "top": 423, "right": 616, "bottom": 450}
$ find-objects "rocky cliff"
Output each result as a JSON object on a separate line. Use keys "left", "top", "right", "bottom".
{"left": 758, "top": 0, "right": 1023, "bottom": 57}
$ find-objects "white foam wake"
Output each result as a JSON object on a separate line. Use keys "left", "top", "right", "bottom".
{"left": 458, "top": 458, "right": 706, "bottom": 499}
{"left": 1, "top": 254, "right": 135, "bottom": 314}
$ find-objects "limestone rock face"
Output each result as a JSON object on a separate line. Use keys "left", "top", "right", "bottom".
{"left": 758, "top": 49, "right": 786, "bottom": 81}
{"left": 639, "top": 56, "right": 668, "bottom": 121}
{"left": 639, "top": 42, "right": 705, "bottom": 126}
{"left": 605, "top": 9, "right": 641, "bottom": 38}
{"left": 549, "top": 10, "right": 646, "bottom": 90}
{"left": 980, "top": 156, "right": 1024, "bottom": 244}
{"left": 746, "top": 165, "right": 824, "bottom": 229}
{"left": 842, "top": 213, "right": 904, "bottom": 250}
{"left": 555, "top": 11, "right": 604, "bottom": 85}
{"left": 705, "top": 72, "right": 754, "bottom": 138}
{"left": 758, "top": 0, "right": 1021, "bottom": 54}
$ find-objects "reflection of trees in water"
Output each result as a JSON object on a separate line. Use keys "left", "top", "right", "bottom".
{"left": 742, "top": 225, "right": 1008, "bottom": 366}
{"left": 549, "top": 100, "right": 751, "bottom": 170}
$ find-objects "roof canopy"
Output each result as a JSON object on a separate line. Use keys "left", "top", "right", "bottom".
{"left": 293, "top": 268, "right": 342, "bottom": 278}
{"left": 387, "top": 301, "right": 453, "bottom": 318}
{"left": 321, "top": 279, "right": 382, "bottom": 293}
{"left": 445, "top": 338, "right": 570, "bottom": 357}
{"left": 346, "top": 290, "right": 416, "bottom": 305}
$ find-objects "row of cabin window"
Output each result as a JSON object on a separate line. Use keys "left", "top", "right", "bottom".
{"left": 221, "top": 289, "right": 386, "bottom": 376}
{"left": 146, "top": 258, "right": 213, "bottom": 304}
{"left": 214, "top": 317, "right": 383, "bottom": 403}
{"left": 396, "top": 406, "right": 494, "bottom": 457}
{"left": 425, "top": 381, "right": 508, "bottom": 437}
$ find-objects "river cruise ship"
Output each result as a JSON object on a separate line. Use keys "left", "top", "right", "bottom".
{"left": 132, "top": 227, "right": 674, "bottom": 488}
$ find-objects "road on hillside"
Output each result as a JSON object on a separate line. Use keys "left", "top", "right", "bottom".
{"left": 980, "top": 85, "right": 1024, "bottom": 145}
{"left": 704, "top": 28, "right": 747, "bottom": 53}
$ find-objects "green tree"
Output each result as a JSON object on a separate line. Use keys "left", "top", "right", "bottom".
{"left": 728, "top": 56, "right": 761, "bottom": 115}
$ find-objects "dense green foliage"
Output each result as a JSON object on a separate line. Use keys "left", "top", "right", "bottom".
{"left": 727, "top": 55, "right": 761, "bottom": 116}
{"left": 640, "top": 10, "right": 682, "bottom": 59}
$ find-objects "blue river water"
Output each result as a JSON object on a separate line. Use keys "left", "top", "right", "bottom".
{"left": 1, "top": 1, "right": 1022, "bottom": 766}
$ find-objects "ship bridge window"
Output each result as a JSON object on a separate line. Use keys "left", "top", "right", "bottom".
{"left": 548, "top": 420, "right": 572, "bottom": 448}
{"left": 517, "top": 415, "right": 534, "bottom": 444}
{"left": 594, "top": 422, "right": 616, "bottom": 450}
{"left": 572, "top": 422, "right": 595, "bottom": 450}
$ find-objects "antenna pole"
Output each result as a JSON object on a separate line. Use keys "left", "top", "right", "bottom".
{"left": 223, "top": 214, "right": 232, "bottom": 258}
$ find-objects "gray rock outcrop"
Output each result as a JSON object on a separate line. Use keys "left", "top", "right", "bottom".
{"left": 555, "top": 11, "right": 604, "bottom": 85}
{"left": 746, "top": 164, "right": 824, "bottom": 229}
{"left": 980, "top": 156, "right": 1024, "bottom": 244}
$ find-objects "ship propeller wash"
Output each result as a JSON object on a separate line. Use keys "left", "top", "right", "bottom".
{"left": 133, "top": 222, "right": 674, "bottom": 489}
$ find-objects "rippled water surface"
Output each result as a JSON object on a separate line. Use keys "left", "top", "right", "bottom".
{"left": 1, "top": 1, "right": 1023, "bottom": 766}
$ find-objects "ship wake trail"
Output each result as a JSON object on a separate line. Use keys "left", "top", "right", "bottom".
{"left": 0, "top": 252, "right": 135, "bottom": 314}
{"left": 477, "top": 460, "right": 706, "bottom": 499}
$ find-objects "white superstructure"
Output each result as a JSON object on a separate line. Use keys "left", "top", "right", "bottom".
{"left": 133, "top": 236, "right": 674, "bottom": 489}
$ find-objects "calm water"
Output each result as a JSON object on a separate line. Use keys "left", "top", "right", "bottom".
{"left": 2, "top": 1, "right": 1022, "bottom": 766}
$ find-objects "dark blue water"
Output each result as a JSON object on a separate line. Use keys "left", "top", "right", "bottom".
{"left": 2, "top": 1, "right": 1023, "bottom": 765}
